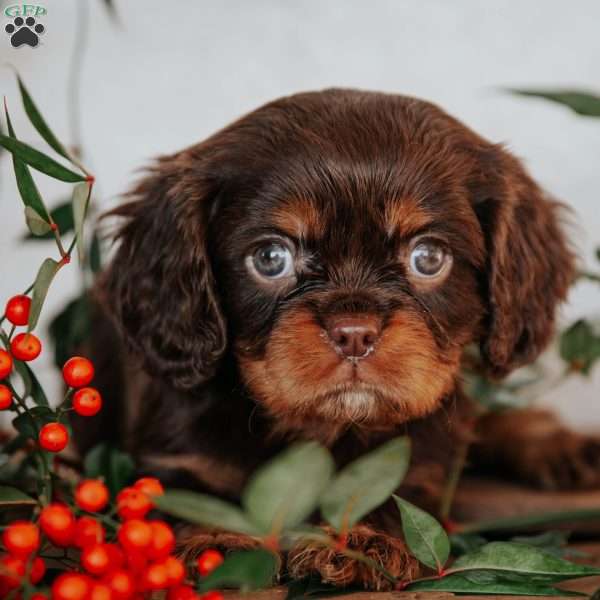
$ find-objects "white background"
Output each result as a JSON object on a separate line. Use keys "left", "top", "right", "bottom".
{"left": 0, "top": 0, "right": 599, "bottom": 428}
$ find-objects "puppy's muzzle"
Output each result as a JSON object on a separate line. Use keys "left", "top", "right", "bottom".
{"left": 325, "top": 315, "right": 382, "bottom": 359}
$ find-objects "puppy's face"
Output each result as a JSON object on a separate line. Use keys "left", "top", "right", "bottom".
{"left": 106, "top": 89, "right": 574, "bottom": 438}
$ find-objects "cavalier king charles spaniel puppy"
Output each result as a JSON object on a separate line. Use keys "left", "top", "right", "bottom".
{"left": 77, "top": 88, "right": 600, "bottom": 589}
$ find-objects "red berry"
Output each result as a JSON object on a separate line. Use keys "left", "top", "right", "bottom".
{"left": 29, "top": 555, "right": 46, "bottom": 584}
{"left": 116, "top": 486, "right": 152, "bottom": 520}
{"left": 81, "top": 544, "right": 111, "bottom": 576}
{"left": 31, "top": 594, "right": 49, "bottom": 600}
{"left": 5, "top": 295, "right": 31, "bottom": 326}
{"left": 102, "top": 569, "right": 135, "bottom": 600}
{"left": 0, "top": 349, "right": 13, "bottom": 379}
{"left": 104, "top": 543, "right": 125, "bottom": 570}
{"left": 161, "top": 556, "right": 185, "bottom": 587}
{"left": 73, "top": 387, "right": 102, "bottom": 416}
{"left": 0, "top": 555, "right": 25, "bottom": 589}
{"left": 2, "top": 520, "right": 40, "bottom": 557}
{"left": 62, "top": 356, "right": 94, "bottom": 387}
{"left": 74, "top": 516, "right": 105, "bottom": 548}
{"left": 90, "top": 582, "right": 112, "bottom": 600}
{"left": 51, "top": 572, "right": 91, "bottom": 600}
{"left": 147, "top": 521, "right": 175, "bottom": 560}
{"left": 124, "top": 549, "right": 147, "bottom": 573}
{"left": 39, "top": 422, "right": 69, "bottom": 452}
{"left": 0, "top": 384, "right": 12, "bottom": 409}
{"left": 196, "top": 549, "right": 224, "bottom": 576}
{"left": 201, "top": 593, "right": 224, "bottom": 600}
{"left": 39, "top": 503, "right": 75, "bottom": 547}
{"left": 167, "top": 586, "right": 201, "bottom": 600}
{"left": 141, "top": 562, "right": 169, "bottom": 590}
{"left": 75, "top": 479, "right": 109, "bottom": 512}
{"left": 117, "top": 519, "right": 152, "bottom": 551}
{"left": 134, "top": 477, "right": 164, "bottom": 498}
{"left": 10, "top": 332, "right": 42, "bottom": 361}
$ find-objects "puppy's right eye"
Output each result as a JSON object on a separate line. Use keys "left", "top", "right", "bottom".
{"left": 250, "top": 243, "right": 295, "bottom": 279}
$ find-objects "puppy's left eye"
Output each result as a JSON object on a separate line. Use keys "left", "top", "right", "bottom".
{"left": 409, "top": 241, "right": 451, "bottom": 278}
{"left": 250, "top": 243, "right": 295, "bottom": 279}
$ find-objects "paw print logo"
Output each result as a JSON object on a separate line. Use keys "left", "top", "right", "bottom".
{"left": 5, "top": 16, "right": 45, "bottom": 48}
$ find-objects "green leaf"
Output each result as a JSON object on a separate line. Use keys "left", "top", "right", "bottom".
{"left": 12, "top": 360, "right": 48, "bottom": 406}
{"left": 393, "top": 496, "right": 450, "bottom": 572}
{"left": 17, "top": 75, "right": 70, "bottom": 160}
{"left": 0, "top": 485, "right": 36, "bottom": 507}
{"left": 320, "top": 436, "right": 410, "bottom": 532}
{"left": 4, "top": 103, "right": 50, "bottom": 222}
{"left": 154, "top": 490, "right": 261, "bottom": 536}
{"left": 450, "top": 533, "right": 488, "bottom": 557}
{"left": 559, "top": 320, "right": 600, "bottom": 375}
{"left": 511, "top": 531, "right": 571, "bottom": 558}
{"left": 509, "top": 88, "right": 600, "bottom": 117}
{"left": 24, "top": 206, "right": 52, "bottom": 236}
{"left": 285, "top": 576, "right": 357, "bottom": 599}
{"left": 12, "top": 406, "right": 54, "bottom": 439}
{"left": 89, "top": 233, "right": 102, "bottom": 273}
{"left": 0, "top": 134, "right": 85, "bottom": 183}
{"left": 28, "top": 258, "right": 61, "bottom": 331}
{"left": 49, "top": 294, "right": 91, "bottom": 369}
{"left": 24, "top": 201, "right": 74, "bottom": 240}
{"left": 72, "top": 182, "right": 90, "bottom": 264}
{"left": 407, "top": 572, "right": 583, "bottom": 595}
{"left": 84, "top": 443, "right": 135, "bottom": 498}
{"left": 449, "top": 542, "right": 600, "bottom": 581}
{"left": 242, "top": 442, "right": 334, "bottom": 533}
{"left": 197, "top": 549, "right": 278, "bottom": 593}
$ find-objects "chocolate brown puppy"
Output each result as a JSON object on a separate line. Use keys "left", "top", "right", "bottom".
{"left": 78, "top": 89, "right": 596, "bottom": 589}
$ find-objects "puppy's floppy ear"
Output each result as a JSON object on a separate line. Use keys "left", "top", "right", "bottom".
{"left": 101, "top": 153, "right": 226, "bottom": 391}
{"left": 474, "top": 146, "right": 576, "bottom": 377}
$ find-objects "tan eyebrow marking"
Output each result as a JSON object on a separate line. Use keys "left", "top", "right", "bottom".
{"left": 272, "top": 197, "right": 325, "bottom": 239}
{"left": 384, "top": 198, "right": 433, "bottom": 237}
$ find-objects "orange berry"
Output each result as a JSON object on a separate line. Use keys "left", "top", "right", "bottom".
{"left": 167, "top": 586, "right": 200, "bottom": 600}
{"left": 75, "top": 479, "right": 109, "bottom": 512}
{"left": 147, "top": 520, "right": 175, "bottom": 560}
{"left": 90, "top": 582, "right": 112, "bottom": 600}
{"left": 39, "top": 422, "right": 69, "bottom": 452}
{"left": 0, "top": 350, "right": 12, "bottom": 379}
{"left": 62, "top": 356, "right": 94, "bottom": 387}
{"left": 29, "top": 556, "right": 46, "bottom": 584}
{"left": 5, "top": 295, "right": 31, "bottom": 326}
{"left": 161, "top": 556, "right": 185, "bottom": 587}
{"left": 141, "top": 562, "right": 169, "bottom": 590}
{"left": 0, "top": 555, "right": 25, "bottom": 589}
{"left": 39, "top": 503, "right": 75, "bottom": 547}
{"left": 51, "top": 572, "right": 91, "bottom": 600}
{"left": 102, "top": 569, "right": 135, "bottom": 600}
{"left": 72, "top": 387, "right": 102, "bottom": 416}
{"left": 196, "top": 549, "right": 224, "bottom": 576}
{"left": 116, "top": 486, "right": 152, "bottom": 520}
{"left": 74, "top": 516, "right": 105, "bottom": 548}
{"left": 134, "top": 477, "right": 164, "bottom": 498}
{"left": 81, "top": 544, "right": 111, "bottom": 576}
{"left": 10, "top": 332, "right": 42, "bottom": 361}
{"left": 0, "top": 384, "right": 12, "bottom": 409}
{"left": 124, "top": 549, "right": 147, "bottom": 573}
{"left": 117, "top": 519, "right": 152, "bottom": 551}
{"left": 2, "top": 521, "right": 40, "bottom": 557}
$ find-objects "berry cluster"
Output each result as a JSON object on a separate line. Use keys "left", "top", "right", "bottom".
{"left": 1, "top": 295, "right": 226, "bottom": 598}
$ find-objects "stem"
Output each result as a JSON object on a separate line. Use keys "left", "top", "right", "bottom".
{"left": 439, "top": 436, "right": 471, "bottom": 522}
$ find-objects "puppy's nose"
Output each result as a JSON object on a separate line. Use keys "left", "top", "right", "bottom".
{"left": 326, "top": 316, "right": 381, "bottom": 358}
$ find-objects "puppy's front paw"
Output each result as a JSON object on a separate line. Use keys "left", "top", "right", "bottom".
{"left": 287, "top": 524, "right": 421, "bottom": 591}
{"left": 520, "top": 431, "right": 600, "bottom": 490}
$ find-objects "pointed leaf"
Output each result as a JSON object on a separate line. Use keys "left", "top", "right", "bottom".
{"left": 4, "top": 104, "right": 50, "bottom": 221}
{"left": 24, "top": 201, "right": 74, "bottom": 240}
{"left": 509, "top": 89, "right": 600, "bottom": 117}
{"left": 28, "top": 258, "right": 61, "bottom": 331}
{"left": 84, "top": 443, "right": 134, "bottom": 498}
{"left": 24, "top": 206, "right": 52, "bottom": 236}
{"left": 320, "top": 436, "right": 410, "bottom": 531}
{"left": 154, "top": 489, "right": 261, "bottom": 536}
{"left": 407, "top": 572, "right": 583, "bottom": 595}
{"left": 17, "top": 75, "right": 70, "bottom": 159}
{"left": 0, "top": 485, "right": 36, "bottom": 507}
{"left": 449, "top": 542, "right": 600, "bottom": 581}
{"left": 48, "top": 294, "right": 91, "bottom": 369}
{"left": 11, "top": 360, "right": 48, "bottom": 406}
{"left": 243, "top": 442, "right": 334, "bottom": 533}
{"left": 197, "top": 549, "right": 278, "bottom": 593}
{"left": 72, "top": 182, "right": 90, "bottom": 263}
{"left": 89, "top": 233, "right": 102, "bottom": 273}
{"left": 393, "top": 495, "right": 450, "bottom": 571}
{"left": 0, "top": 134, "right": 85, "bottom": 182}
{"left": 12, "top": 406, "right": 54, "bottom": 439}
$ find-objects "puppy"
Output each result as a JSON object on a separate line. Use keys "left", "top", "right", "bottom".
{"left": 79, "top": 88, "right": 596, "bottom": 589}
